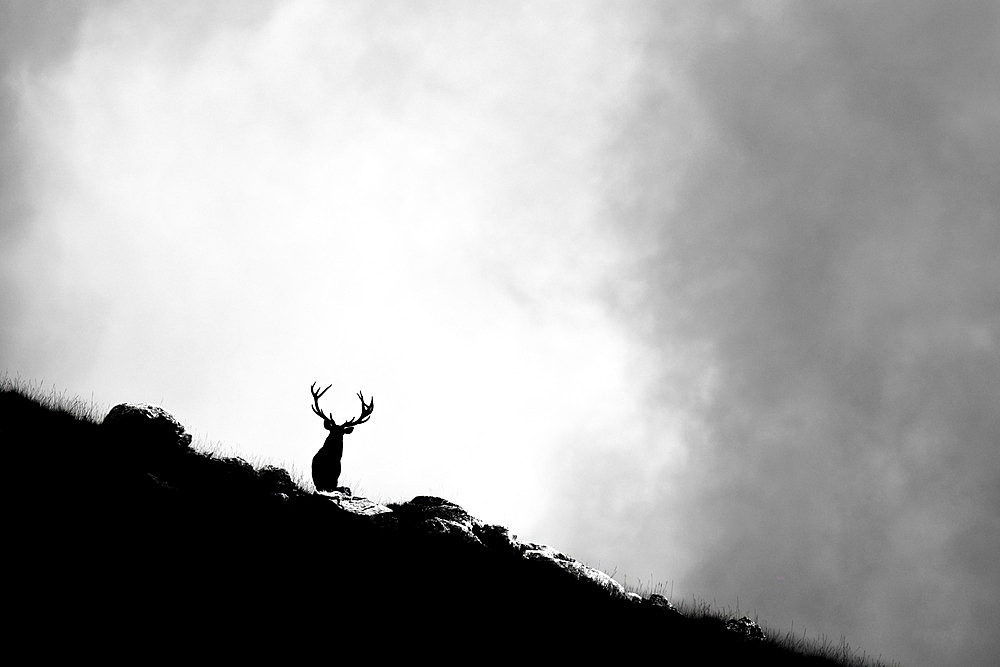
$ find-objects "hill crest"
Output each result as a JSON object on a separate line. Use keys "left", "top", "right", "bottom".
{"left": 4, "top": 386, "right": 869, "bottom": 664}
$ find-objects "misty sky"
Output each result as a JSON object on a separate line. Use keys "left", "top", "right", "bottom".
{"left": 2, "top": 2, "right": 997, "bottom": 665}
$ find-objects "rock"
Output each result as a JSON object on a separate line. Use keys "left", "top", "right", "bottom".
{"left": 390, "top": 496, "right": 488, "bottom": 546}
{"left": 519, "top": 542, "right": 626, "bottom": 596}
{"left": 103, "top": 403, "right": 192, "bottom": 457}
{"left": 724, "top": 616, "right": 767, "bottom": 641}
{"left": 321, "top": 489, "right": 393, "bottom": 516}
{"left": 257, "top": 465, "right": 296, "bottom": 495}
{"left": 320, "top": 492, "right": 631, "bottom": 600}
{"left": 406, "top": 496, "right": 474, "bottom": 524}
{"left": 473, "top": 522, "right": 518, "bottom": 552}
{"left": 645, "top": 593, "right": 679, "bottom": 612}
{"left": 221, "top": 455, "right": 256, "bottom": 474}
{"left": 392, "top": 497, "right": 519, "bottom": 553}
{"left": 215, "top": 456, "right": 264, "bottom": 491}
{"left": 388, "top": 496, "right": 628, "bottom": 595}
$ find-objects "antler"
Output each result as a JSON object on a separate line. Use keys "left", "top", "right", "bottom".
{"left": 310, "top": 382, "right": 334, "bottom": 422}
{"left": 341, "top": 391, "right": 374, "bottom": 429}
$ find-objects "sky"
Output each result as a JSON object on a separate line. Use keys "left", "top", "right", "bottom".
{"left": 1, "top": 2, "right": 997, "bottom": 665}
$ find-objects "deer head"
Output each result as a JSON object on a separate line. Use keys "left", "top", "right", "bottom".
{"left": 310, "top": 382, "right": 374, "bottom": 435}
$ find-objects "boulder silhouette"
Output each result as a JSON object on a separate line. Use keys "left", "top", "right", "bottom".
{"left": 102, "top": 403, "right": 192, "bottom": 462}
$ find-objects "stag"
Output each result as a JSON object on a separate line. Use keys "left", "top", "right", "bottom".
{"left": 309, "top": 382, "right": 374, "bottom": 492}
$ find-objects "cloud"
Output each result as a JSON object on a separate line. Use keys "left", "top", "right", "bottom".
{"left": 546, "top": 2, "right": 1000, "bottom": 665}
{"left": 3, "top": 3, "right": 997, "bottom": 664}
{"left": 0, "top": 0, "right": 645, "bottom": 537}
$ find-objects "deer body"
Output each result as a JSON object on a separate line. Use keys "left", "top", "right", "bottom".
{"left": 312, "top": 431, "right": 345, "bottom": 492}
{"left": 309, "top": 382, "right": 374, "bottom": 493}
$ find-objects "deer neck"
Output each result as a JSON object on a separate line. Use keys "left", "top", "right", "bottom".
{"left": 323, "top": 431, "right": 346, "bottom": 452}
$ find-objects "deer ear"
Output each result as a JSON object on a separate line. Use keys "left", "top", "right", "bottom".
{"left": 343, "top": 426, "right": 354, "bottom": 434}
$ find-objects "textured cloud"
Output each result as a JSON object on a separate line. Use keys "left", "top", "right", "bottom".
{"left": 3, "top": 3, "right": 997, "bottom": 665}
{"left": 546, "top": 2, "right": 999, "bottom": 665}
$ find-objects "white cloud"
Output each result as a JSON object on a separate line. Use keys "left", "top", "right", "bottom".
{"left": 4, "top": 0, "right": 646, "bottom": 536}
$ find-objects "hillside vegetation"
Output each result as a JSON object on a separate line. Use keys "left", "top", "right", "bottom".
{"left": 4, "top": 382, "right": 887, "bottom": 663}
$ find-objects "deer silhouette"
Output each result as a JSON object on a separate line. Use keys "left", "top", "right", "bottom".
{"left": 309, "top": 382, "right": 374, "bottom": 492}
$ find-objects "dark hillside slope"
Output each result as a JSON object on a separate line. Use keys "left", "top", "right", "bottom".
{"left": 5, "top": 388, "right": 845, "bottom": 663}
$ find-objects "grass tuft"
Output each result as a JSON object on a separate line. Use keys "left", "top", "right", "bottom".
{"left": 1, "top": 372, "right": 108, "bottom": 422}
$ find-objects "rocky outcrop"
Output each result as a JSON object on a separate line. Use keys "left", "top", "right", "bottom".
{"left": 386, "top": 495, "right": 502, "bottom": 548}
{"left": 324, "top": 491, "right": 646, "bottom": 601}
{"left": 725, "top": 616, "right": 767, "bottom": 641}
{"left": 519, "top": 541, "right": 626, "bottom": 595}
{"left": 101, "top": 405, "right": 298, "bottom": 503}
{"left": 320, "top": 488, "right": 393, "bottom": 516}
{"left": 102, "top": 403, "right": 193, "bottom": 457}
{"left": 645, "top": 593, "right": 680, "bottom": 613}
{"left": 257, "top": 465, "right": 297, "bottom": 497}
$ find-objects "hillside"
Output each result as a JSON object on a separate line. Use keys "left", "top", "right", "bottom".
{"left": 5, "top": 386, "right": 862, "bottom": 663}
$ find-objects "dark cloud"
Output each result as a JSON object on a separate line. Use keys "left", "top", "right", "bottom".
{"left": 549, "top": 3, "right": 999, "bottom": 665}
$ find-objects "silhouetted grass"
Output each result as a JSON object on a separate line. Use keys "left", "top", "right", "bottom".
{"left": 622, "top": 580, "right": 897, "bottom": 667}
{"left": 2, "top": 378, "right": 893, "bottom": 664}
{"left": 2, "top": 372, "right": 108, "bottom": 421}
